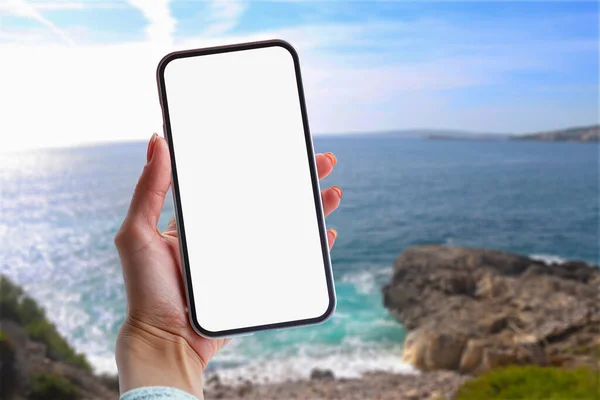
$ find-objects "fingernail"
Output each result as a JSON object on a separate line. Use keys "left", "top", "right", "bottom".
{"left": 147, "top": 133, "right": 158, "bottom": 163}
{"left": 331, "top": 186, "right": 343, "bottom": 198}
{"left": 325, "top": 152, "right": 337, "bottom": 166}
{"left": 329, "top": 228, "right": 338, "bottom": 239}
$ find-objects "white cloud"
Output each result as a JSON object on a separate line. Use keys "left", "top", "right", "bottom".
{"left": 125, "top": 0, "right": 176, "bottom": 45}
{"left": 1, "top": 41, "right": 170, "bottom": 152}
{"left": 0, "top": 13, "right": 597, "bottom": 151}
{"left": 202, "top": 0, "right": 247, "bottom": 36}
{"left": 27, "top": 1, "right": 125, "bottom": 10}
{"left": 0, "top": 22, "right": 496, "bottom": 152}
{"left": 0, "top": 0, "right": 75, "bottom": 45}
{"left": 0, "top": 26, "right": 53, "bottom": 44}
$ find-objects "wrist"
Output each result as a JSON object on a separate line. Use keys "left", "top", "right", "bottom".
{"left": 116, "top": 316, "right": 204, "bottom": 399}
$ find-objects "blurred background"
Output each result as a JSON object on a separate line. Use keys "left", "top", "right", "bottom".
{"left": 0, "top": 1, "right": 598, "bottom": 399}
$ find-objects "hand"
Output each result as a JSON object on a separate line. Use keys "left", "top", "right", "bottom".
{"left": 114, "top": 133, "right": 342, "bottom": 397}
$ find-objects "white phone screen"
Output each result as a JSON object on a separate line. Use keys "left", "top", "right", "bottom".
{"left": 158, "top": 41, "right": 334, "bottom": 336}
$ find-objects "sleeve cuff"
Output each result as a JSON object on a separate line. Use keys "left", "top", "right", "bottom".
{"left": 120, "top": 386, "right": 200, "bottom": 400}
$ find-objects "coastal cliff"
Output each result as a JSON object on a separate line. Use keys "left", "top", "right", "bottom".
{"left": 0, "top": 276, "right": 118, "bottom": 400}
{"left": 382, "top": 246, "right": 600, "bottom": 374}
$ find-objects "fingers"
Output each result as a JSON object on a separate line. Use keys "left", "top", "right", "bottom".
{"left": 327, "top": 228, "right": 337, "bottom": 249}
{"left": 316, "top": 153, "right": 340, "bottom": 249}
{"left": 121, "top": 134, "right": 172, "bottom": 236}
{"left": 323, "top": 184, "right": 341, "bottom": 249}
{"left": 161, "top": 217, "right": 178, "bottom": 239}
{"left": 316, "top": 152, "right": 337, "bottom": 180}
{"left": 321, "top": 186, "right": 342, "bottom": 217}
{"left": 119, "top": 144, "right": 340, "bottom": 252}
{"left": 165, "top": 217, "right": 177, "bottom": 232}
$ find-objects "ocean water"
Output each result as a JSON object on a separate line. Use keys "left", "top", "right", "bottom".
{"left": 1, "top": 136, "right": 598, "bottom": 382}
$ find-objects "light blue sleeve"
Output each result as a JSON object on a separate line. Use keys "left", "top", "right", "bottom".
{"left": 120, "top": 386, "right": 200, "bottom": 400}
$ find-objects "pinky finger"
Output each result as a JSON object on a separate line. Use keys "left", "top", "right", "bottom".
{"left": 327, "top": 228, "right": 338, "bottom": 249}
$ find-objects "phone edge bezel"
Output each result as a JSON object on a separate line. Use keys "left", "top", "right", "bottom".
{"left": 156, "top": 39, "right": 336, "bottom": 339}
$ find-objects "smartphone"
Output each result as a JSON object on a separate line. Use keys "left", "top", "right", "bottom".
{"left": 156, "top": 40, "right": 335, "bottom": 338}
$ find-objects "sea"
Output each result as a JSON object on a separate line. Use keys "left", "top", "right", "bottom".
{"left": 1, "top": 136, "right": 598, "bottom": 383}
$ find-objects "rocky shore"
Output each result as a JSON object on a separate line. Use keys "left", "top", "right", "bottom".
{"left": 203, "top": 369, "right": 468, "bottom": 400}
{"left": 204, "top": 246, "right": 600, "bottom": 399}
{"left": 383, "top": 246, "right": 600, "bottom": 374}
{"left": 2, "top": 245, "right": 599, "bottom": 399}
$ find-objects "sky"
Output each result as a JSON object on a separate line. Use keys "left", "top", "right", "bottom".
{"left": 0, "top": 0, "right": 598, "bottom": 151}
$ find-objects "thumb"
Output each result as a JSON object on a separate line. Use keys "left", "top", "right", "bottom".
{"left": 123, "top": 133, "right": 172, "bottom": 234}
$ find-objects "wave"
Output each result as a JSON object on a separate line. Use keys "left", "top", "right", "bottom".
{"left": 339, "top": 267, "right": 393, "bottom": 295}
{"left": 208, "top": 342, "right": 416, "bottom": 385}
{"left": 530, "top": 253, "right": 567, "bottom": 264}
{"left": 87, "top": 336, "right": 416, "bottom": 384}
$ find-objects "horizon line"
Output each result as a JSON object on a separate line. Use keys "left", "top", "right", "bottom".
{"left": 2, "top": 123, "right": 598, "bottom": 154}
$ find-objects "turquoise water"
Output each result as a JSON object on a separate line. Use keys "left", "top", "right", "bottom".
{"left": 0, "top": 136, "right": 597, "bottom": 381}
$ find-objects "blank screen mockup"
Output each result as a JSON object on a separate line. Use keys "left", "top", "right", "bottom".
{"left": 161, "top": 44, "right": 333, "bottom": 334}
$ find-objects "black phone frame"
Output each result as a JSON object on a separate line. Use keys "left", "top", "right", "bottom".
{"left": 156, "top": 39, "right": 336, "bottom": 338}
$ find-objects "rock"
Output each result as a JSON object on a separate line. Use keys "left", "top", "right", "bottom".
{"left": 205, "top": 373, "right": 221, "bottom": 388}
{"left": 402, "top": 330, "right": 427, "bottom": 369}
{"left": 427, "top": 391, "right": 445, "bottom": 400}
{"left": 425, "top": 331, "right": 468, "bottom": 371}
{"left": 475, "top": 273, "right": 510, "bottom": 298}
{"left": 404, "top": 388, "right": 421, "bottom": 399}
{"left": 310, "top": 368, "right": 335, "bottom": 380}
{"left": 0, "top": 328, "right": 19, "bottom": 399}
{"left": 0, "top": 319, "right": 118, "bottom": 399}
{"left": 382, "top": 246, "right": 600, "bottom": 374}
{"left": 97, "top": 373, "right": 119, "bottom": 392}
{"left": 205, "top": 370, "right": 469, "bottom": 400}
{"left": 237, "top": 380, "right": 253, "bottom": 396}
{"left": 479, "top": 347, "right": 520, "bottom": 371}
{"left": 403, "top": 329, "right": 468, "bottom": 371}
{"left": 459, "top": 339, "right": 485, "bottom": 373}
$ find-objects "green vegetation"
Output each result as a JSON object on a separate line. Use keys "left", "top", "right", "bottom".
{"left": 30, "top": 373, "right": 80, "bottom": 400}
{"left": 0, "top": 275, "right": 92, "bottom": 371}
{"left": 0, "top": 329, "right": 17, "bottom": 399}
{"left": 456, "top": 365, "right": 600, "bottom": 400}
{"left": 0, "top": 329, "right": 8, "bottom": 344}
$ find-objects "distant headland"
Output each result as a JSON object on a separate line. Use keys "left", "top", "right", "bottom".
{"left": 426, "top": 124, "right": 599, "bottom": 143}
{"left": 512, "top": 125, "right": 600, "bottom": 142}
